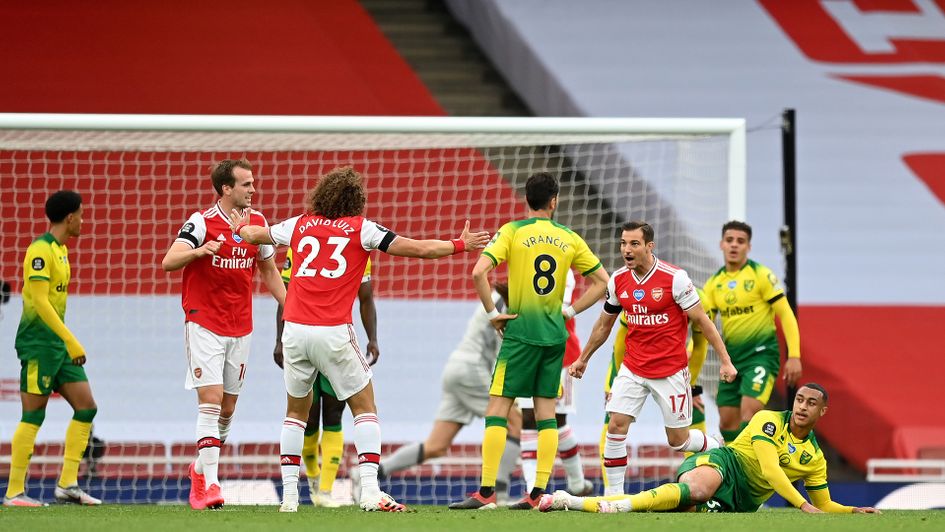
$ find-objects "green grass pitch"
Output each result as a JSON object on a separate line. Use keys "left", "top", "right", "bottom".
{"left": 0, "top": 505, "right": 941, "bottom": 532}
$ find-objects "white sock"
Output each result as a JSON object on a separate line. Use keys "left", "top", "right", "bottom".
{"left": 558, "top": 425, "right": 585, "bottom": 490}
{"left": 379, "top": 441, "right": 422, "bottom": 476}
{"left": 280, "top": 417, "right": 306, "bottom": 504}
{"left": 353, "top": 413, "right": 381, "bottom": 500}
{"left": 195, "top": 403, "right": 221, "bottom": 486}
{"left": 498, "top": 436, "right": 520, "bottom": 492}
{"left": 520, "top": 429, "right": 538, "bottom": 492}
{"left": 603, "top": 432, "right": 627, "bottom": 496}
{"left": 672, "top": 430, "right": 721, "bottom": 453}
{"left": 218, "top": 414, "right": 233, "bottom": 443}
{"left": 566, "top": 492, "right": 585, "bottom": 511}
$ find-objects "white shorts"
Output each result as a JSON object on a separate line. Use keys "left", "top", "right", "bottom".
{"left": 606, "top": 365, "right": 692, "bottom": 428}
{"left": 435, "top": 359, "right": 491, "bottom": 425}
{"left": 184, "top": 321, "right": 250, "bottom": 395}
{"left": 281, "top": 321, "right": 372, "bottom": 401}
{"left": 517, "top": 368, "right": 577, "bottom": 415}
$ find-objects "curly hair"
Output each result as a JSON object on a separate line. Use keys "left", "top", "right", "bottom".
{"left": 308, "top": 166, "right": 366, "bottom": 219}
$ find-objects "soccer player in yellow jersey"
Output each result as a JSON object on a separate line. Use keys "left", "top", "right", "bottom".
{"left": 542, "top": 383, "right": 880, "bottom": 515}
{"left": 4, "top": 191, "right": 101, "bottom": 507}
{"left": 450, "top": 172, "right": 610, "bottom": 510}
{"left": 274, "top": 250, "right": 378, "bottom": 507}
{"left": 703, "top": 221, "right": 802, "bottom": 442}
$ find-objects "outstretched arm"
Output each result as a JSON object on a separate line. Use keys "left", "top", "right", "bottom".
{"left": 752, "top": 439, "right": 819, "bottom": 512}
{"left": 229, "top": 209, "right": 276, "bottom": 245}
{"left": 385, "top": 220, "right": 489, "bottom": 259}
{"left": 808, "top": 488, "right": 880, "bottom": 514}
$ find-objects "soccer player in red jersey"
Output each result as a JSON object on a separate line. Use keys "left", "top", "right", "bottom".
{"left": 568, "top": 221, "right": 738, "bottom": 495}
{"left": 229, "top": 166, "right": 490, "bottom": 512}
{"left": 161, "top": 159, "right": 287, "bottom": 510}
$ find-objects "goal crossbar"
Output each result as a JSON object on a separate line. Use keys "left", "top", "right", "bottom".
{"left": 0, "top": 113, "right": 746, "bottom": 221}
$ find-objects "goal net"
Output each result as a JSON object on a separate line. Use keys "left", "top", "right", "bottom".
{"left": 0, "top": 114, "right": 745, "bottom": 505}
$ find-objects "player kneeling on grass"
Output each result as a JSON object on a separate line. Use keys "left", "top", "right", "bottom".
{"left": 231, "top": 166, "right": 490, "bottom": 513}
{"left": 540, "top": 383, "right": 881, "bottom": 515}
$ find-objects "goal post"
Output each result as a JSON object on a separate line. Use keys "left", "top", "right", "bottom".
{"left": 0, "top": 113, "right": 745, "bottom": 504}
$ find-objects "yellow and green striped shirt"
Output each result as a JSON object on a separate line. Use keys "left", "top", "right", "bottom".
{"left": 483, "top": 217, "right": 601, "bottom": 346}
{"left": 729, "top": 409, "right": 829, "bottom": 507}
{"left": 15, "top": 233, "right": 71, "bottom": 353}
{"left": 702, "top": 260, "right": 784, "bottom": 364}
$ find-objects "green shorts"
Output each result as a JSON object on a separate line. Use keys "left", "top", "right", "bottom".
{"left": 314, "top": 373, "right": 337, "bottom": 399}
{"left": 716, "top": 354, "right": 779, "bottom": 408}
{"left": 489, "top": 338, "right": 565, "bottom": 399}
{"left": 691, "top": 404, "right": 706, "bottom": 426}
{"left": 677, "top": 447, "right": 759, "bottom": 513}
{"left": 17, "top": 347, "right": 88, "bottom": 396}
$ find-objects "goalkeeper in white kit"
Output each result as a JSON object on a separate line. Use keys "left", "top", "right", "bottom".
{"left": 372, "top": 283, "right": 523, "bottom": 503}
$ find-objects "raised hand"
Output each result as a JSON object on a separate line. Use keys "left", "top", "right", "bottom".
{"left": 229, "top": 208, "right": 250, "bottom": 234}
{"left": 459, "top": 220, "right": 491, "bottom": 251}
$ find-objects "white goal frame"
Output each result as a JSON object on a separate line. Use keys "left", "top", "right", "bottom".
{"left": 0, "top": 113, "right": 746, "bottom": 221}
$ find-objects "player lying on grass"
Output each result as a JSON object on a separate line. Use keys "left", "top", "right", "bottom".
{"left": 540, "top": 383, "right": 880, "bottom": 514}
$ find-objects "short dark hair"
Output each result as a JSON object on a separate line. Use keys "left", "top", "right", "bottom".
{"left": 621, "top": 220, "right": 654, "bottom": 244}
{"left": 211, "top": 158, "right": 253, "bottom": 196}
{"left": 722, "top": 220, "right": 752, "bottom": 241}
{"left": 525, "top": 172, "right": 559, "bottom": 211}
{"left": 799, "top": 382, "right": 829, "bottom": 404}
{"left": 45, "top": 190, "right": 82, "bottom": 223}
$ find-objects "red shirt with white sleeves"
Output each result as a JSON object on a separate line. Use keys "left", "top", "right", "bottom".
{"left": 175, "top": 203, "right": 275, "bottom": 337}
{"left": 268, "top": 214, "right": 395, "bottom": 326}
{"left": 603, "top": 258, "right": 700, "bottom": 379}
